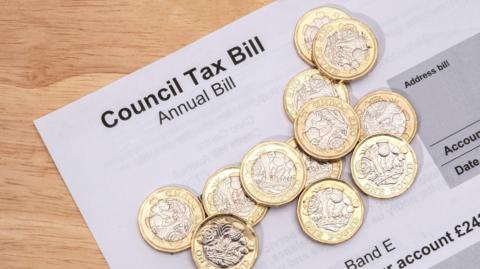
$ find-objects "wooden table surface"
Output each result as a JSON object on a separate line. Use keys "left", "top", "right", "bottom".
{"left": 0, "top": 1, "right": 270, "bottom": 267}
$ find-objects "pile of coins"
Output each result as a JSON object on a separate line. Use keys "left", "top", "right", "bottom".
{"left": 138, "top": 6, "right": 418, "bottom": 269}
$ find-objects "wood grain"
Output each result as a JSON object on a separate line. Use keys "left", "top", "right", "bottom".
{"left": 0, "top": 1, "right": 271, "bottom": 268}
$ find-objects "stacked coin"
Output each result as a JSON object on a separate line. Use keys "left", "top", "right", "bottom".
{"left": 137, "top": 5, "right": 419, "bottom": 268}
{"left": 291, "top": 6, "right": 418, "bottom": 245}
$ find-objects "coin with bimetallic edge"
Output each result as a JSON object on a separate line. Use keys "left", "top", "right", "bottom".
{"left": 202, "top": 166, "right": 268, "bottom": 226}
{"left": 355, "top": 90, "right": 417, "bottom": 142}
{"left": 284, "top": 69, "right": 350, "bottom": 122}
{"left": 294, "top": 6, "right": 351, "bottom": 65}
{"left": 240, "top": 141, "right": 306, "bottom": 207}
{"left": 351, "top": 134, "right": 418, "bottom": 199}
{"left": 297, "top": 179, "right": 364, "bottom": 244}
{"left": 287, "top": 137, "right": 342, "bottom": 187}
{"left": 312, "top": 18, "right": 378, "bottom": 81}
{"left": 191, "top": 214, "right": 258, "bottom": 269}
{"left": 137, "top": 186, "right": 205, "bottom": 253}
{"left": 294, "top": 97, "right": 360, "bottom": 160}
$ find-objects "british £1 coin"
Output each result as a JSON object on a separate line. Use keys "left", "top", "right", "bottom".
{"left": 351, "top": 134, "right": 418, "bottom": 199}
{"left": 312, "top": 18, "right": 378, "bottom": 81}
{"left": 294, "top": 6, "right": 351, "bottom": 65}
{"left": 297, "top": 179, "right": 364, "bottom": 244}
{"left": 191, "top": 214, "right": 258, "bottom": 269}
{"left": 287, "top": 137, "right": 342, "bottom": 186}
{"left": 294, "top": 97, "right": 360, "bottom": 160}
{"left": 240, "top": 141, "right": 306, "bottom": 207}
{"left": 355, "top": 90, "right": 417, "bottom": 142}
{"left": 137, "top": 186, "right": 205, "bottom": 253}
{"left": 284, "top": 69, "right": 349, "bottom": 122}
{"left": 202, "top": 166, "right": 268, "bottom": 226}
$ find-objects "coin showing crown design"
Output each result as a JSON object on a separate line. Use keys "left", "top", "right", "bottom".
{"left": 355, "top": 90, "right": 417, "bottom": 142}
{"left": 284, "top": 69, "right": 350, "bottom": 122}
{"left": 312, "top": 18, "right": 378, "bottom": 81}
{"left": 191, "top": 214, "right": 258, "bottom": 269}
{"left": 297, "top": 179, "right": 364, "bottom": 244}
{"left": 294, "top": 97, "right": 360, "bottom": 160}
{"left": 202, "top": 166, "right": 268, "bottom": 226}
{"left": 240, "top": 141, "right": 306, "bottom": 207}
{"left": 138, "top": 186, "right": 205, "bottom": 253}
{"left": 351, "top": 134, "right": 418, "bottom": 199}
{"left": 294, "top": 7, "right": 350, "bottom": 66}
{"left": 286, "top": 137, "right": 342, "bottom": 187}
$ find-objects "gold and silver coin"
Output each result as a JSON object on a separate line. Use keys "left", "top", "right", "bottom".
{"left": 351, "top": 134, "right": 418, "bottom": 199}
{"left": 138, "top": 186, "right": 205, "bottom": 253}
{"left": 294, "top": 97, "right": 360, "bottom": 160}
{"left": 283, "top": 69, "right": 349, "bottom": 122}
{"left": 240, "top": 141, "right": 306, "bottom": 207}
{"left": 294, "top": 6, "right": 350, "bottom": 65}
{"left": 355, "top": 90, "right": 417, "bottom": 142}
{"left": 202, "top": 166, "right": 268, "bottom": 226}
{"left": 287, "top": 137, "right": 342, "bottom": 186}
{"left": 312, "top": 18, "right": 378, "bottom": 81}
{"left": 191, "top": 214, "right": 258, "bottom": 269}
{"left": 297, "top": 179, "right": 364, "bottom": 244}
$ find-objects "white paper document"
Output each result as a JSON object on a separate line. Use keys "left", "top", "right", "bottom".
{"left": 34, "top": 0, "right": 480, "bottom": 268}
